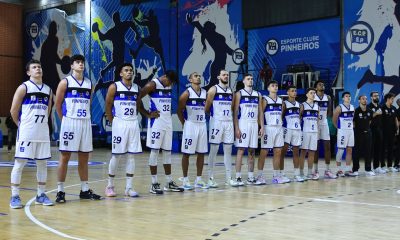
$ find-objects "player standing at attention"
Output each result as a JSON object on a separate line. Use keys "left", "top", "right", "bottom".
{"left": 205, "top": 70, "right": 236, "bottom": 187}
{"left": 280, "top": 86, "right": 303, "bottom": 182}
{"left": 55, "top": 54, "right": 101, "bottom": 202}
{"left": 332, "top": 92, "right": 357, "bottom": 177}
{"left": 314, "top": 80, "right": 337, "bottom": 179}
{"left": 9, "top": 60, "right": 54, "bottom": 208}
{"left": 137, "top": 70, "right": 183, "bottom": 194}
{"left": 104, "top": 63, "right": 141, "bottom": 197}
{"left": 299, "top": 88, "right": 319, "bottom": 180}
{"left": 233, "top": 74, "right": 263, "bottom": 186}
{"left": 258, "top": 81, "right": 289, "bottom": 184}
{"left": 178, "top": 72, "right": 209, "bottom": 189}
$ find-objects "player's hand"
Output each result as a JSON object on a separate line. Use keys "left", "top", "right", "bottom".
{"left": 148, "top": 111, "right": 160, "bottom": 118}
{"left": 259, "top": 126, "right": 264, "bottom": 137}
{"left": 235, "top": 129, "right": 242, "bottom": 139}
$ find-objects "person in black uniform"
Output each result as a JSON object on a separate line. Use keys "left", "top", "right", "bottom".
{"left": 353, "top": 95, "right": 374, "bottom": 175}
{"left": 368, "top": 91, "right": 385, "bottom": 173}
{"left": 381, "top": 93, "right": 399, "bottom": 172}
{"left": 394, "top": 98, "right": 400, "bottom": 170}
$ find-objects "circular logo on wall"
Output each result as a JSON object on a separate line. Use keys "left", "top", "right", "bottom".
{"left": 28, "top": 22, "right": 39, "bottom": 39}
{"left": 265, "top": 39, "right": 279, "bottom": 56}
{"left": 232, "top": 48, "right": 245, "bottom": 65}
{"left": 344, "top": 21, "right": 374, "bottom": 55}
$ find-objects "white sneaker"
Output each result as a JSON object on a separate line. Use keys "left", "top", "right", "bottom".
{"left": 255, "top": 175, "right": 267, "bottom": 185}
{"left": 235, "top": 177, "right": 245, "bottom": 186}
{"left": 226, "top": 179, "right": 239, "bottom": 187}
{"left": 125, "top": 188, "right": 139, "bottom": 197}
{"left": 381, "top": 167, "right": 389, "bottom": 173}
{"left": 374, "top": 167, "right": 387, "bottom": 174}
{"left": 307, "top": 173, "right": 319, "bottom": 180}
{"left": 389, "top": 167, "right": 399, "bottom": 172}
{"left": 281, "top": 174, "right": 291, "bottom": 183}
{"left": 182, "top": 180, "right": 194, "bottom": 190}
{"left": 195, "top": 180, "right": 209, "bottom": 189}
{"left": 272, "top": 176, "right": 285, "bottom": 184}
{"left": 365, "top": 171, "right": 376, "bottom": 176}
{"left": 208, "top": 178, "right": 218, "bottom": 188}
{"left": 324, "top": 170, "right": 338, "bottom": 179}
{"left": 246, "top": 176, "right": 256, "bottom": 185}
{"left": 294, "top": 175, "right": 305, "bottom": 182}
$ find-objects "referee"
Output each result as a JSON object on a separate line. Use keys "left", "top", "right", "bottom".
{"left": 353, "top": 95, "right": 374, "bottom": 175}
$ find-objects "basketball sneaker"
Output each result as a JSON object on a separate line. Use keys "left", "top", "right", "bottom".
{"left": 125, "top": 188, "right": 139, "bottom": 197}
{"left": 195, "top": 180, "right": 209, "bottom": 189}
{"left": 281, "top": 174, "right": 291, "bottom": 183}
{"left": 307, "top": 173, "right": 319, "bottom": 181}
{"left": 345, "top": 171, "right": 358, "bottom": 177}
{"left": 164, "top": 181, "right": 184, "bottom": 192}
{"left": 365, "top": 171, "right": 376, "bottom": 176}
{"left": 374, "top": 167, "right": 387, "bottom": 174}
{"left": 255, "top": 175, "right": 267, "bottom": 185}
{"left": 35, "top": 193, "right": 54, "bottom": 206}
{"left": 336, "top": 170, "right": 345, "bottom": 177}
{"left": 150, "top": 183, "right": 164, "bottom": 194}
{"left": 226, "top": 179, "right": 239, "bottom": 187}
{"left": 55, "top": 191, "right": 66, "bottom": 203}
{"left": 79, "top": 189, "right": 102, "bottom": 200}
{"left": 207, "top": 178, "right": 218, "bottom": 188}
{"left": 246, "top": 176, "right": 257, "bottom": 185}
{"left": 324, "top": 170, "right": 337, "bottom": 179}
{"left": 10, "top": 195, "right": 23, "bottom": 209}
{"left": 105, "top": 186, "right": 117, "bottom": 197}
{"left": 294, "top": 175, "right": 305, "bottom": 182}
{"left": 272, "top": 176, "right": 285, "bottom": 184}
{"left": 388, "top": 167, "right": 398, "bottom": 172}
{"left": 235, "top": 177, "right": 245, "bottom": 186}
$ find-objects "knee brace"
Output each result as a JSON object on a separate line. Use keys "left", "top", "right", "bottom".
{"left": 109, "top": 155, "right": 121, "bottom": 175}
{"left": 162, "top": 150, "right": 171, "bottom": 165}
{"left": 36, "top": 160, "right": 47, "bottom": 183}
{"left": 11, "top": 159, "right": 28, "bottom": 184}
{"left": 126, "top": 156, "right": 135, "bottom": 175}
{"left": 149, "top": 149, "right": 159, "bottom": 166}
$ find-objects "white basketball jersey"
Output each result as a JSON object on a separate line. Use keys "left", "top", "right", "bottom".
{"left": 184, "top": 87, "right": 206, "bottom": 123}
{"left": 315, "top": 94, "right": 329, "bottom": 125}
{"left": 238, "top": 89, "right": 259, "bottom": 122}
{"left": 211, "top": 85, "right": 233, "bottom": 121}
{"left": 18, "top": 80, "right": 51, "bottom": 142}
{"left": 62, "top": 75, "right": 92, "bottom": 119}
{"left": 302, "top": 102, "right": 319, "bottom": 132}
{"left": 283, "top": 100, "right": 301, "bottom": 130}
{"left": 338, "top": 104, "right": 354, "bottom": 130}
{"left": 113, "top": 81, "right": 139, "bottom": 121}
{"left": 148, "top": 78, "right": 172, "bottom": 129}
{"left": 264, "top": 96, "right": 283, "bottom": 126}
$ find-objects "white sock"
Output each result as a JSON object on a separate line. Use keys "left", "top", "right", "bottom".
{"left": 151, "top": 175, "right": 158, "bottom": 184}
{"left": 326, "top": 163, "right": 330, "bottom": 170}
{"left": 236, "top": 172, "right": 241, "bottom": 178}
{"left": 183, "top": 176, "right": 189, "bottom": 182}
{"left": 308, "top": 167, "right": 313, "bottom": 175}
{"left": 294, "top": 168, "right": 300, "bottom": 176}
{"left": 223, "top": 144, "right": 232, "bottom": 181}
{"left": 108, "top": 176, "right": 114, "bottom": 187}
{"left": 37, "top": 185, "right": 45, "bottom": 196}
{"left": 314, "top": 162, "right": 319, "bottom": 172}
{"left": 126, "top": 177, "right": 133, "bottom": 190}
{"left": 248, "top": 172, "right": 254, "bottom": 178}
{"left": 257, "top": 170, "right": 264, "bottom": 177}
{"left": 165, "top": 175, "right": 172, "bottom": 183}
{"left": 11, "top": 185, "right": 19, "bottom": 197}
{"left": 208, "top": 144, "right": 219, "bottom": 179}
{"left": 57, "top": 182, "right": 64, "bottom": 192}
{"left": 300, "top": 169, "right": 304, "bottom": 176}
{"left": 81, "top": 181, "right": 89, "bottom": 192}
{"left": 196, "top": 176, "right": 202, "bottom": 182}
{"left": 273, "top": 170, "right": 279, "bottom": 177}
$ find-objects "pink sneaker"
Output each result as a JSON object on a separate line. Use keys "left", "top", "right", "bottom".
{"left": 336, "top": 170, "right": 345, "bottom": 177}
{"left": 105, "top": 186, "right": 116, "bottom": 197}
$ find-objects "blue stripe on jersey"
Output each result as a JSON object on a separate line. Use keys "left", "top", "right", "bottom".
{"left": 264, "top": 104, "right": 282, "bottom": 112}
{"left": 62, "top": 102, "right": 67, "bottom": 116}
{"left": 150, "top": 99, "right": 157, "bottom": 112}
{"left": 213, "top": 93, "right": 232, "bottom": 101}
{"left": 114, "top": 91, "right": 138, "bottom": 101}
{"left": 239, "top": 96, "right": 259, "bottom": 104}
{"left": 183, "top": 110, "right": 188, "bottom": 120}
{"left": 186, "top": 99, "right": 205, "bottom": 106}
{"left": 65, "top": 92, "right": 91, "bottom": 99}
{"left": 210, "top": 105, "right": 214, "bottom": 117}
{"left": 150, "top": 89, "right": 172, "bottom": 98}
{"left": 22, "top": 92, "right": 50, "bottom": 105}
{"left": 150, "top": 118, "right": 155, "bottom": 127}
{"left": 302, "top": 110, "right": 318, "bottom": 117}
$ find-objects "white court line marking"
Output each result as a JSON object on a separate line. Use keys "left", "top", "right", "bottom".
{"left": 24, "top": 178, "right": 122, "bottom": 240}
{"left": 313, "top": 198, "right": 400, "bottom": 209}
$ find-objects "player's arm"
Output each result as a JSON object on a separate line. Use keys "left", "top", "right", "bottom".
{"left": 299, "top": 103, "right": 304, "bottom": 119}
{"left": 55, "top": 79, "right": 68, "bottom": 120}
{"left": 177, "top": 90, "right": 189, "bottom": 125}
{"left": 233, "top": 91, "right": 242, "bottom": 139}
{"left": 332, "top": 105, "right": 341, "bottom": 129}
{"left": 105, "top": 83, "right": 116, "bottom": 123}
{"left": 205, "top": 86, "right": 216, "bottom": 115}
{"left": 327, "top": 95, "right": 333, "bottom": 117}
{"left": 258, "top": 95, "right": 265, "bottom": 137}
{"left": 372, "top": 106, "right": 382, "bottom": 117}
{"left": 281, "top": 101, "right": 286, "bottom": 122}
{"left": 10, "top": 84, "right": 27, "bottom": 125}
{"left": 137, "top": 81, "right": 159, "bottom": 119}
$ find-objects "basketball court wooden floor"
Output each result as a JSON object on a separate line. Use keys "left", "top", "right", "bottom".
{"left": 1, "top": 147, "right": 400, "bottom": 240}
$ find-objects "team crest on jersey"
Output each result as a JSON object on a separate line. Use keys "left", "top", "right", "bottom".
{"left": 385, "top": 109, "right": 388, "bottom": 113}
{"left": 44, "top": 97, "right": 48, "bottom": 102}
{"left": 344, "top": 113, "right": 347, "bottom": 117}
{"left": 289, "top": 110, "right": 292, "bottom": 113}
{"left": 20, "top": 147, "right": 25, "bottom": 152}
{"left": 86, "top": 91, "right": 90, "bottom": 96}
{"left": 30, "top": 95, "right": 36, "bottom": 101}
{"left": 72, "top": 90, "right": 77, "bottom": 95}
{"left": 367, "top": 113, "right": 370, "bottom": 116}
{"left": 228, "top": 95, "right": 232, "bottom": 100}
{"left": 270, "top": 106, "right": 273, "bottom": 109}
{"left": 134, "top": 94, "right": 137, "bottom": 99}
{"left": 120, "top": 93, "right": 125, "bottom": 98}
{"left": 218, "top": 95, "right": 223, "bottom": 99}
{"left": 159, "top": 91, "right": 163, "bottom": 96}
{"left": 245, "top": 97, "right": 249, "bottom": 101}
{"left": 192, "top": 100, "right": 196, "bottom": 105}
{"left": 359, "top": 113, "right": 362, "bottom": 117}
